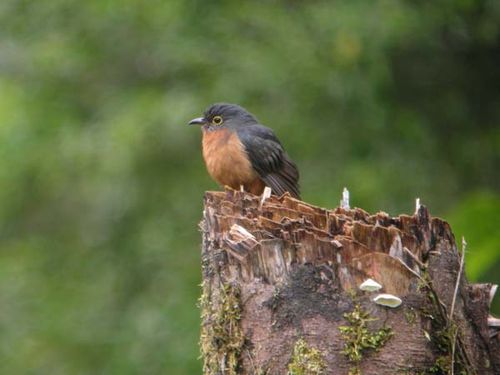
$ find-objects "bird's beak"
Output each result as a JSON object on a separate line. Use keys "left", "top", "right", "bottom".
{"left": 188, "top": 117, "right": 207, "bottom": 126}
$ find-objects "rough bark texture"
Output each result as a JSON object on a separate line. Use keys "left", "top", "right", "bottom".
{"left": 199, "top": 189, "right": 500, "bottom": 375}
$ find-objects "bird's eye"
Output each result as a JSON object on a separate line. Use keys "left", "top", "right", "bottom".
{"left": 212, "top": 115, "right": 223, "bottom": 125}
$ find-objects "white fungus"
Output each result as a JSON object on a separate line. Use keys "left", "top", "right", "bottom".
{"left": 373, "top": 293, "right": 402, "bottom": 308}
{"left": 359, "top": 278, "right": 383, "bottom": 292}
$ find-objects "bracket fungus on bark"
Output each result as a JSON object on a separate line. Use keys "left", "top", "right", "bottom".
{"left": 199, "top": 188, "right": 500, "bottom": 374}
{"left": 372, "top": 293, "right": 403, "bottom": 308}
{"left": 359, "top": 278, "right": 383, "bottom": 292}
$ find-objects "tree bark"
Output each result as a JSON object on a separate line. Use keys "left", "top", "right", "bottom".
{"left": 199, "top": 189, "right": 500, "bottom": 375}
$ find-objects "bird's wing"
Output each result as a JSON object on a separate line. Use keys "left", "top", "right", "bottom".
{"left": 237, "top": 125, "right": 300, "bottom": 199}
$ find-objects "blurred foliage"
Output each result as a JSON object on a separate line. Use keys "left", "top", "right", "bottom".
{"left": 0, "top": 0, "right": 498, "bottom": 373}
{"left": 448, "top": 192, "right": 500, "bottom": 314}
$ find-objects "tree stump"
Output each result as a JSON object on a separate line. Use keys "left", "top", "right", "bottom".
{"left": 199, "top": 189, "right": 500, "bottom": 375}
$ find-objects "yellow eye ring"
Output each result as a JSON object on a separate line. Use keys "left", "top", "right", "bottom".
{"left": 212, "top": 115, "right": 223, "bottom": 125}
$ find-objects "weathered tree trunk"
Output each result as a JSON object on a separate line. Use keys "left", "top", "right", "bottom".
{"left": 199, "top": 189, "right": 500, "bottom": 375}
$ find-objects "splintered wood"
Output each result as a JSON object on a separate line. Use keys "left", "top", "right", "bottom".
{"left": 200, "top": 189, "right": 500, "bottom": 375}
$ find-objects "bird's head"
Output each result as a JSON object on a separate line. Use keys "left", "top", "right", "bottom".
{"left": 188, "top": 103, "right": 258, "bottom": 130}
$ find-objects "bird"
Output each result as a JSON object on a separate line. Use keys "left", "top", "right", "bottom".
{"left": 188, "top": 103, "right": 300, "bottom": 199}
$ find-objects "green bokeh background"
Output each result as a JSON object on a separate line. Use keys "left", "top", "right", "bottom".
{"left": 1, "top": 1, "right": 499, "bottom": 373}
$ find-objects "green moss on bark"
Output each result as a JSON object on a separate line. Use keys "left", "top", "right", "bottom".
{"left": 339, "top": 304, "right": 393, "bottom": 375}
{"left": 199, "top": 281, "right": 244, "bottom": 375}
{"left": 288, "top": 338, "right": 326, "bottom": 375}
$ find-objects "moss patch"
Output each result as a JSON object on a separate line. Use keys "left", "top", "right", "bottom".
{"left": 288, "top": 338, "right": 326, "bottom": 375}
{"left": 199, "top": 281, "right": 244, "bottom": 375}
{"left": 339, "top": 304, "right": 393, "bottom": 375}
{"left": 404, "top": 307, "right": 417, "bottom": 324}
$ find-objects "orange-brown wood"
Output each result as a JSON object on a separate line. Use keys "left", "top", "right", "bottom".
{"left": 202, "top": 128, "right": 265, "bottom": 194}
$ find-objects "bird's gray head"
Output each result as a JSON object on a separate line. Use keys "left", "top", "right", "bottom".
{"left": 188, "top": 103, "right": 258, "bottom": 130}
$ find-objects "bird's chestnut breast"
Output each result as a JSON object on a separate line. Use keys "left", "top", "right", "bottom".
{"left": 201, "top": 128, "right": 258, "bottom": 189}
